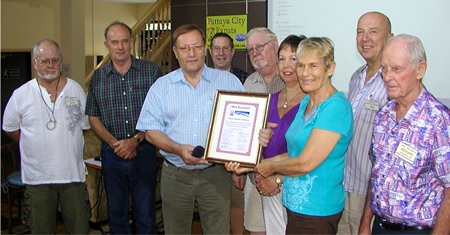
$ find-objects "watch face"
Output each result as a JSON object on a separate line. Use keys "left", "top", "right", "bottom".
{"left": 276, "top": 176, "right": 281, "bottom": 184}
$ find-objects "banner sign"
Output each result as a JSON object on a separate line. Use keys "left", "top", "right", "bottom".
{"left": 206, "top": 14, "right": 248, "bottom": 50}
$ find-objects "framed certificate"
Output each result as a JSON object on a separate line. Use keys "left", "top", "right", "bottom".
{"left": 204, "top": 90, "right": 271, "bottom": 167}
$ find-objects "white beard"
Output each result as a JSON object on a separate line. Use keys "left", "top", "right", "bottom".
{"left": 37, "top": 71, "right": 60, "bottom": 80}
{"left": 252, "top": 59, "right": 268, "bottom": 70}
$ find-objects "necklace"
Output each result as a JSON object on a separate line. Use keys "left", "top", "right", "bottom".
{"left": 37, "top": 77, "right": 60, "bottom": 130}
{"left": 283, "top": 90, "right": 302, "bottom": 109}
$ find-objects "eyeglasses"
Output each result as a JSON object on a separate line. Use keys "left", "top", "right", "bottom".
{"left": 211, "top": 46, "right": 232, "bottom": 54}
{"left": 176, "top": 45, "right": 205, "bottom": 54}
{"left": 246, "top": 40, "right": 273, "bottom": 55}
{"left": 35, "top": 58, "right": 62, "bottom": 66}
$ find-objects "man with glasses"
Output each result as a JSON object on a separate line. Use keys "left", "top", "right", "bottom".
{"left": 86, "top": 21, "right": 162, "bottom": 234}
{"left": 3, "top": 39, "right": 91, "bottom": 234}
{"left": 244, "top": 27, "right": 285, "bottom": 93}
{"left": 237, "top": 27, "right": 285, "bottom": 234}
{"left": 209, "top": 32, "right": 249, "bottom": 84}
{"left": 136, "top": 24, "right": 244, "bottom": 234}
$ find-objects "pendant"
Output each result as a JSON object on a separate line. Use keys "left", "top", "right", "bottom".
{"left": 46, "top": 120, "right": 57, "bottom": 130}
{"left": 283, "top": 103, "right": 288, "bottom": 109}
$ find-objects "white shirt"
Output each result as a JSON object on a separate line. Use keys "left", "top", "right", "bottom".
{"left": 2, "top": 78, "right": 90, "bottom": 185}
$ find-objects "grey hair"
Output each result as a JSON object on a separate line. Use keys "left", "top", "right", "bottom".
{"left": 245, "top": 27, "right": 278, "bottom": 47}
{"left": 32, "top": 39, "right": 62, "bottom": 59}
{"left": 386, "top": 34, "right": 426, "bottom": 67}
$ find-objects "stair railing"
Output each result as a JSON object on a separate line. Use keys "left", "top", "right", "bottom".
{"left": 85, "top": 0, "right": 171, "bottom": 87}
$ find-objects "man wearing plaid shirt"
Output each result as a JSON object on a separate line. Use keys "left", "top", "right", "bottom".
{"left": 86, "top": 21, "right": 162, "bottom": 234}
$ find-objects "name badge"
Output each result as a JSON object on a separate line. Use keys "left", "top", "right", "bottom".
{"left": 365, "top": 99, "right": 379, "bottom": 111}
{"left": 395, "top": 142, "right": 417, "bottom": 164}
{"left": 65, "top": 97, "right": 79, "bottom": 106}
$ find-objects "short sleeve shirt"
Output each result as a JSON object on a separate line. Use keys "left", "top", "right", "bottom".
{"left": 283, "top": 92, "right": 353, "bottom": 216}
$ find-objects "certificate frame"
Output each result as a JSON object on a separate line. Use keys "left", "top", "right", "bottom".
{"left": 204, "top": 90, "right": 271, "bottom": 167}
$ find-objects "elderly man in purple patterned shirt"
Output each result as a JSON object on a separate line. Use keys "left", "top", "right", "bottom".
{"left": 359, "top": 34, "right": 450, "bottom": 234}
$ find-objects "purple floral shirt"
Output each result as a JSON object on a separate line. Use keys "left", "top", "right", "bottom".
{"left": 370, "top": 88, "right": 450, "bottom": 227}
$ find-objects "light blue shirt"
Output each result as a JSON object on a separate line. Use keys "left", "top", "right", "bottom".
{"left": 283, "top": 92, "right": 353, "bottom": 216}
{"left": 136, "top": 64, "right": 244, "bottom": 169}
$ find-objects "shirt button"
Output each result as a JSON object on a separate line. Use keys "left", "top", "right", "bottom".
{"left": 122, "top": 78, "right": 125, "bottom": 81}
{"left": 127, "top": 134, "right": 131, "bottom": 137}
{"left": 124, "top": 107, "right": 128, "bottom": 110}
{"left": 125, "top": 120, "right": 129, "bottom": 124}
{"left": 123, "top": 92, "right": 126, "bottom": 95}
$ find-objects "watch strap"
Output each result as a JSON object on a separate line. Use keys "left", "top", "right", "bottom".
{"left": 134, "top": 134, "right": 141, "bottom": 143}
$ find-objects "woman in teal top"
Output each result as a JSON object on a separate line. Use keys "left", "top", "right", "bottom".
{"left": 255, "top": 37, "right": 353, "bottom": 234}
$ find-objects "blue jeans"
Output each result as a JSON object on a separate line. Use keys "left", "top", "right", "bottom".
{"left": 101, "top": 142, "right": 157, "bottom": 234}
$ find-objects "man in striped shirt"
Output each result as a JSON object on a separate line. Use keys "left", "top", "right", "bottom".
{"left": 337, "top": 12, "right": 392, "bottom": 235}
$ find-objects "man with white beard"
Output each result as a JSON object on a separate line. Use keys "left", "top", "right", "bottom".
{"left": 237, "top": 27, "right": 285, "bottom": 235}
{"left": 2, "top": 39, "right": 91, "bottom": 234}
{"left": 244, "top": 27, "right": 285, "bottom": 93}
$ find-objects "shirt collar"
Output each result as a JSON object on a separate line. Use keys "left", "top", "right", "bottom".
{"left": 105, "top": 56, "right": 140, "bottom": 75}
{"left": 359, "top": 64, "right": 383, "bottom": 76}
{"left": 170, "top": 64, "right": 212, "bottom": 84}
{"left": 249, "top": 69, "right": 280, "bottom": 84}
{"left": 387, "top": 87, "right": 428, "bottom": 123}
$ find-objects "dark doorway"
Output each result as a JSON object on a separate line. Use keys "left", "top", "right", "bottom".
{"left": 1, "top": 52, "right": 32, "bottom": 145}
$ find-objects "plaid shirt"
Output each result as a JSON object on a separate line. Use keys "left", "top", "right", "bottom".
{"left": 244, "top": 70, "right": 285, "bottom": 94}
{"left": 86, "top": 57, "right": 162, "bottom": 140}
{"left": 230, "top": 64, "right": 249, "bottom": 85}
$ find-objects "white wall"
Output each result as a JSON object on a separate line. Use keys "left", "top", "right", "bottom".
{"left": 84, "top": 1, "right": 153, "bottom": 57}
{"left": 268, "top": 0, "right": 450, "bottom": 106}
{"left": 1, "top": 0, "right": 61, "bottom": 50}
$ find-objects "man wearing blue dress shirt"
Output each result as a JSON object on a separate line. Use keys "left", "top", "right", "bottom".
{"left": 136, "top": 24, "right": 244, "bottom": 234}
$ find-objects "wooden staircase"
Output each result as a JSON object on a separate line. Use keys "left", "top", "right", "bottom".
{"left": 85, "top": 0, "right": 171, "bottom": 87}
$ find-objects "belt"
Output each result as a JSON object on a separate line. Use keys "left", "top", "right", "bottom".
{"left": 164, "top": 160, "right": 216, "bottom": 173}
{"left": 376, "top": 215, "right": 432, "bottom": 232}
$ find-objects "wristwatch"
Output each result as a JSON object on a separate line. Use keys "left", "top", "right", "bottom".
{"left": 275, "top": 174, "right": 282, "bottom": 188}
{"left": 134, "top": 134, "right": 141, "bottom": 143}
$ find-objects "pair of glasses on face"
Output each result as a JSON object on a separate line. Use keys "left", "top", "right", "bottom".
{"left": 177, "top": 45, "right": 204, "bottom": 54}
{"left": 35, "top": 58, "right": 62, "bottom": 66}
{"left": 211, "top": 46, "right": 232, "bottom": 53}
{"left": 246, "top": 40, "right": 273, "bottom": 55}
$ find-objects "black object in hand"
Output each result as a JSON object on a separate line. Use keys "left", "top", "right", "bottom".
{"left": 192, "top": 146, "right": 205, "bottom": 158}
